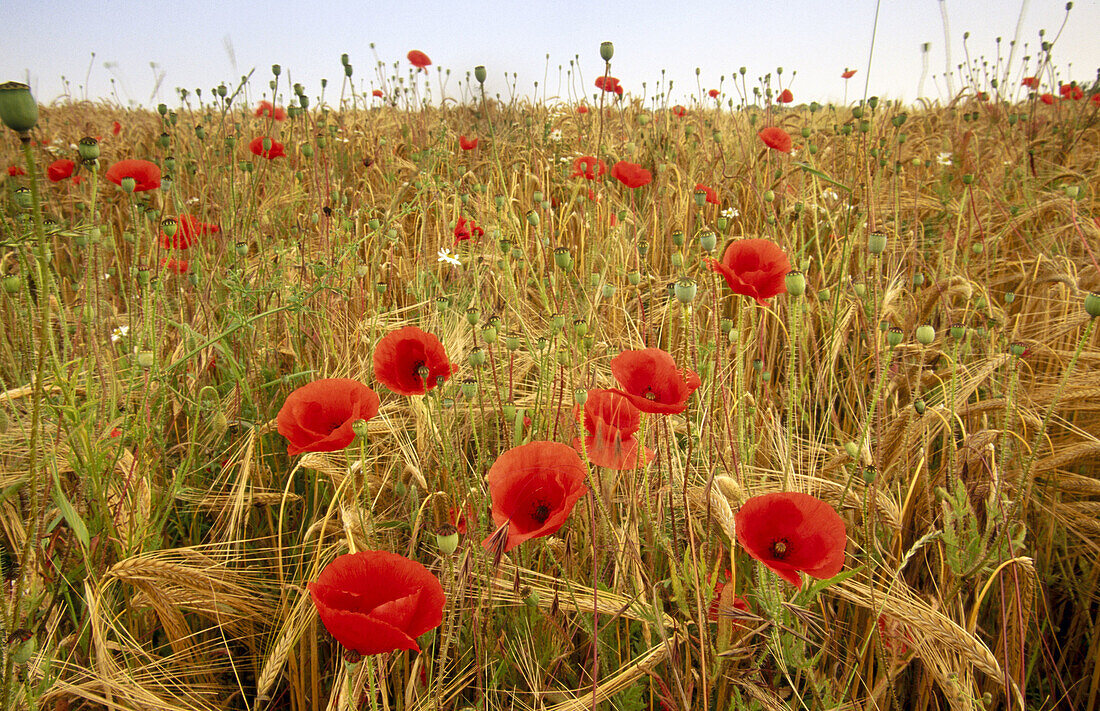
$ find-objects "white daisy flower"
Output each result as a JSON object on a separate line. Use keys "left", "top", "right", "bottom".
{"left": 110, "top": 325, "right": 130, "bottom": 343}
{"left": 721, "top": 207, "right": 740, "bottom": 219}
{"left": 549, "top": 129, "right": 563, "bottom": 142}
{"left": 936, "top": 152, "right": 952, "bottom": 166}
{"left": 437, "top": 248, "right": 461, "bottom": 266}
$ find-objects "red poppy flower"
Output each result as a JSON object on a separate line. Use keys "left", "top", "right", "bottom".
{"left": 757, "top": 126, "right": 792, "bottom": 153}
{"left": 1020, "top": 76, "right": 1038, "bottom": 89}
{"left": 7, "top": 165, "right": 26, "bottom": 177}
{"left": 407, "top": 50, "right": 431, "bottom": 71}
{"left": 459, "top": 135, "right": 478, "bottom": 150}
{"left": 841, "top": 69, "right": 857, "bottom": 79}
{"left": 708, "top": 89, "right": 720, "bottom": 98}
{"left": 249, "top": 136, "right": 286, "bottom": 159}
{"left": 1059, "top": 84, "right": 1083, "bottom": 100}
{"left": 672, "top": 105, "right": 687, "bottom": 118}
{"left": 577, "top": 104, "right": 589, "bottom": 114}
{"left": 571, "top": 156, "right": 606, "bottom": 181}
{"left": 160, "top": 215, "right": 221, "bottom": 250}
{"left": 254, "top": 100, "right": 287, "bottom": 121}
{"left": 47, "top": 159, "right": 75, "bottom": 182}
{"left": 1040, "top": 93, "right": 1054, "bottom": 105}
{"left": 482, "top": 441, "right": 588, "bottom": 553}
{"left": 572, "top": 389, "right": 653, "bottom": 470}
{"left": 694, "top": 183, "right": 718, "bottom": 205}
{"left": 309, "top": 550, "right": 445, "bottom": 656}
{"left": 112, "top": 121, "right": 121, "bottom": 135}
{"left": 1092, "top": 94, "right": 1100, "bottom": 106}
{"left": 160, "top": 257, "right": 190, "bottom": 274}
{"left": 610, "top": 160, "right": 651, "bottom": 189}
{"left": 735, "top": 491, "right": 846, "bottom": 587}
{"left": 105, "top": 159, "right": 161, "bottom": 191}
{"left": 609, "top": 348, "right": 700, "bottom": 415}
{"left": 276, "top": 378, "right": 381, "bottom": 456}
{"left": 595, "top": 76, "right": 622, "bottom": 95}
{"left": 709, "top": 238, "right": 791, "bottom": 305}
{"left": 373, "top": 326, "right": 454, "bottom": 396}
{"left": 72, "top": 175, "right": 85, "bottom": 186}
{"left": 372, "top": 89, "right": 384, "bottom": 98}
{"left": 453, "top": 216, "right": 480, "bottom": 245}
{"left": 449, "top": 506, "right": 473, "bottom": 535}
{"left": 777, "top": 88, "right": 794, "bottom": 104}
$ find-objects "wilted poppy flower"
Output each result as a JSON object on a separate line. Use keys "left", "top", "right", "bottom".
{"left": 672, "top": 105, "right": 687, "bottom": 118}
{"left": 1020, "top": 76, "right": 1038, "bottom": 89}
{"left": 571, "top": 156, "right": 606, "bottom": 180}
{"left": 482, "top": 441, "right": 588, "bottom": 553}
{"left": 309, "top": 550, "right": 445, "bottom": 656}
{"left": 577, "top": 104, "right": 589, "bottom": 114}
{"left": 276, "top": 378, "right": 381, "bottom": 456}
{"left": 757, "top": 126, "right": 792, "bottom": 153}
{"left": 453, "top": 216, "right": 482, "bottom": 245}
{"left": 610, "top": 160, "right": 651, "bottom": 189}
{"left": 372, "top": 89, "right": 384, "bottom": 98}
{"left": 694, "top": 183, "right": 718, "bottom": 205}
{"left": 709, "top": 238, "right": 791, "bottom": 305}
{"left": 47, "top": 159, "right": 75, "bottom": 182}
{"left": 1059, "top": 84, "right": 1083, "bottom": 100}
{"left": 160, "top": 257, "right": 189, "bottom": 274}
{"left": 249, "top": 136, "right": 286, "bottom": 159}
{"left": 112, "top": 121, "right": 121, "bottom": 135}
{"left": 408, "top": 50, "right": 431, "bottom": 71}
{"left": 254, "top": 100, "right": 287, "bottom": 121}
{"left": 708, "top": 89, "right": 720, "bottom": 98}
{"left": 1040, "top": 93, "right": 1054, "bottom": 105}
{"left": 105, "top": 159, "right": 161, "bottom": 191}
{"left": 595, "top": 76, "right": 622, "bottom": 95}
{"left": 459, "top": 135, "right": 478, "bottom": 150}
{"left": 777, "top": 88, "right": 794, "bottom": 104}
{"left": 373, "top": 326, "right": 454, "bottom": 396}
{"left": 841, "top": 69, "right": 857, "bottom": 79}
{"left": 735, "top": 491, "right": 846, "bottom": 587}
{"left": 609, "top": 348, "right": 700, "bottom": 415}
{"left": 160, "top": 215, "right": 221, "bottom": 250}
{"left": 7, "top": 165, "right": 25, "bottom": 177}
{"left": 572, "top": 389, "right": 653, "bottom": 470}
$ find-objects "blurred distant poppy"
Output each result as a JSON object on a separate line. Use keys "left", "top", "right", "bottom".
{"left": 1040, "top": 93, "right": 1054, "bottom": 105}
{"left": 249, "top": 136, "right": 286, "bottom": 159}
{"left": 672, "top": 105, "right": 687, "bottom": 118}
{"left": 577, "top": 104, "right": 589, "bottom": 114}
{"left": 694, "top": 183, "right": 718, "bottom": 205}
{"left": 482, "top": 441, "right": 588, "bottom": 553}
{"left": 1059, "top": 84, "right": 1083, "bottom": 100}
{"left": 309, "top": 550, "right": 445, "bottom": 656}
{"left": 1020, "top": 76, "right": 1038, "bottom": 89}
{"left": 72, "top": 175, "right": 85, "bottom": 186}
{"left": 595, "top": 76, "right": 622, "bottom": 95}
{"left": 160, "top": 257, "right": 190, "bottom": 274}
{"left": 254, "top": 100, "right": 287, "bottom": 121}
{"left": 1092, "top": 94, "right": 1100, "bottom": 105}
{"left": 610, "top": 160, "right": 651, "bottom": 189}
{"left": 757, "top": 126, "right": 792, "bottom": 153}
{"left": 736, "top": 492, "right": 846, "bottom": 587}
{"left": 841, "top": 69, "right": 857, "bottom": 79}
{"left": 709, "top": 238, "right": 790, "bottom": 305}
{"left": 373, "top": 326, "right": 454, "bottom": 396}
{"left": 112, "top": 121, "right": 121, "bottom": 135}
{"left": 609, "top": 348, "right": 700, "bottom": 415}
{"left": 372, "top": 89, "right": 384, "bottom": 98}
{"left": 572, "top": 389, "right": 653, "bottom": 470}
{"left": 106, "top": 159, "right": 161, "bottom": 191}
{"left": 160, "top": 215, "right": 220, "bottom": 250}
{"left": 408, "top": 50, "right": 431, "bottom": 71}
{"left": 708, "top": 89, "right": 719, "bottom": 98}
{"left": 571, "top": 156, "right": 606, "bottom": 180}
{"left": 777, "top": 88, "right": 794, "bottom": 104}
{"left": 459, "top": 135, "right": 478, "bottom": 150}
{"left": 277, "top": 378, "right": 380, "bottom": 456}
{"left": 7, "top": 166, "right": 25, "bottom": 177}
{"left": 47, "top": 159, "right": 75, "bottom": 182}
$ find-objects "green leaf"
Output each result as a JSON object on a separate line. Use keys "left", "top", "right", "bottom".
{"left": 51, "top": 468, "right": 89, "bottom": 550}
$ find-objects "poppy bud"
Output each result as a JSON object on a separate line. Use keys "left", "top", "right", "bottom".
{"left": 867, "top": 230, "right": 887, "bottom": 255}
{"left": 699, "top": 232, "right": 717, "bottom": 252}
{"left": 785, "top": 270, "right": 807, "bottom": 297}
{"left": 475, "top": 65, "right": 487, "bottom": 84}
{"left": 600, "top": 41, "right": 614, "bottom": 62}
{"left": 351, "top": 419, "right": 370, "bottom": 440}
{"left": 916, "top": 325, "right": 935, "bottom": 345}
{"left": 436, "top": 524, "right": 459, "bottom": 555}
{"left": 78, "top": 136, "right": 100, "bottom": 161}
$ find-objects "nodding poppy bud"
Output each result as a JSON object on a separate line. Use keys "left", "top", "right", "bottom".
{"left": 916, "top": 325, "right": 935, "bottom": 345}
{"left": 600, "top": 41, "right": 614, "bottom": 62}
{"left": 1086, "top": 292, "right": 1100, "bottom": 318}
{"left": 436, "top": 524, "right": 459, "bottom": 555}
{"left": 675, "top": 278, "right": 697, "bottom": 304}
{"left": 78, "top": 137, "right": 100, "bottom": 161}
{"left": 475, "top": 65, "right": 487, "bottom": 84}
{"left": 0, "top": 82, "right": 38, "bottom": 134}
{"left": 867, "top": 231, "right": 887, "bottom": 255}
{"left": 785, "top": 270, "right": 807, "bottom": 297}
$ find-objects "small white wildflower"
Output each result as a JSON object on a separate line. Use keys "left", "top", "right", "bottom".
{"left": 549, "top": 129, "right": 563, "bottom": 142}
{"left": 721, "top": 207, "right": 740, "bottom": 219}
{"left": 936, "top": 152, "right": 952, "bottom": 166}
{"left": 110, "top": 325, "right": 130, "bottom": 343}
{"left": 822, "top": 189, "right": 839, "bottom": 202}
{"left": 437, "top": 248, "right": 461, "bottom": 266}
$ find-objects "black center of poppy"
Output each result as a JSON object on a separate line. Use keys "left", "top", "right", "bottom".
{"left": 644, "top": 388, "right": 658, "bottom": 401}
{"left": 770, "top": 538, "right": 790, "bottom": 560}
{"left": 531, "top": 502, "right": 551, "bottom": 524}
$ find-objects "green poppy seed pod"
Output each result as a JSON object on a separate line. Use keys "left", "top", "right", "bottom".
{"left": 716, "top": 216, "right": 728, "bottom": 232}
{"left": 341, "top": 53, "right": 350, "bottom": 67}
{"left": 785, "top": 270, "right": 807, "bottom": 297}
{"left": 1085, "top": 292, "right": 1100, "bottom": 318}
{"left": 502, "top": 401, "right": 517, "bottom": 420}
{"left": 671, "top": 253, "right": 683, "bottom": 268}
{"left": 0, "top": 82, "right": 37, "bottom": 134}
{"left": 887, "top": 327, "right": 904, "bottom": 348}
{"left": 216, "top": 84, "right": 228, "bottom": 97}
{"left": 374, "top": 281, "right": 387, "bottom": 295}
{"left": 120, "top": 176, "right": 136, "bottom": 193}
{"left": 460, "top": 379, "right": 477, "bottom": 399}
{"left": 161, "top": 218, "right": 178, "bottom": 238}
{"left": 299, "top": 94, "right": 309, "bottom": 110}
{"left": 480, "top": 324, "right": 497, "bottom": 344}
{"left": 800, "top": 127, "right": 811, "bottom": 139}
{"left": 693, "top": 190, "right": 707, "bottom": 208}
{"left": 435, "top": 295, "right": 451, "bottom": 312}
{"left": 617, "top": 209, "right": 628, "bottom": 222}
{"left": 671, "top": 230, "right": 684, "bottom": 247}
{"left": 916, "top": 325, "right": 935, "bottom": 345}
{"left": 301, "top": 143, "right": 314, "bottom": 158}
{"left": 77, "top": 136, "right": 100, "bottom": 161}
{"left": 1065, "top": 185, "right": 1080, "bottom": 199}
{"left": 636, "top": 113, "right": 650, "bottom": 125}
{"left": 234, "top": 241, "right": 249, "bottom": 257}
{"left": 971, "top": 243, "right": 983, "bottom": 255}
{"left": 601, "top": 283, "right": 616, "bottom": 299}
{"left": 553, "top": 247, "right": 573, "bottom": 271}
{"left": 600, "top": 41, "right": 614, "bottom": 62}
{"left": 436, "top": 524, "right": 459, "bottom": 556}
{"left": 135, "top": 350, "right": 155, "bottom": 369}
{"left": 163, "top": 155, "right": 176, "bottom": 171}
{"left": 892, "top": 113, "right": 908, "bottom": 127}
{"left": 675, "top": 278, "right": 697, "bottom": 304}
{"left": 636, "top": 239, "right": 649, "bottom": 258}
{"left": 851, "top": 106, "right": 863, "bottom": 119}
{"left": 859, "top": 120, "right": 871, "bottom": 133}
{"left": 1008, "top": 113, "right": 1018, "bottom": 125}
{"left": 949, "top": 323, "right": 966, "bottom": 339}
{"left": 156, "top": 103, "right": 168, "bottom": 117}
{"left": 556, "top": 349, "right": 571, "bottom": 366}
{"left": 867, "top": 230, "right": 887, "bottom": 255}
{"left": 571, "top": 318, "right": 587, "bottom": 338}
{"left": 2, "top": 274, "right": 22, "bottom": 294}
{"left": 1004, "top": 292, "right": 1015, "bottom": 304}
{"left": 352, "top": 419, "right": 369, "bottom": 439}
{"left": 526, "top": 210, "right": 540, "bottom": 227}
{"left": 699, "top": 232, "right": 717, "bottom": 252}
{"left": 532, "top": 190, "right": 544, "bottom": 203}
{"left": 913, "top": 273, "right": 925, "bottom": 286}
{"left": 272, "top": 64, "right": 281, "bottom": 77}
{"left": 1009, "top": 342, "right": 1027, "bottom": 357}
{"left": 840, "top": 124, "right": 852, "bottom": 136}
{"left": 763, "top": 190, "right": 775, "bottom": 203}
{"left": 505, "top": 333, "right": 521, "bottom": 351}
{"left": 861, "top": 465, "right": 877, "bottom": 484}
{"left": 344, "top": 64, "right": 354, "bottom": 77}
{"left": 624, "top": 270, "right": 639, "bottom": 286}
{"left": 465, "top": 307, "right": 480, "bottom": 325}
{"left": 475, "top": 65, "right": 487, "bottom": 84}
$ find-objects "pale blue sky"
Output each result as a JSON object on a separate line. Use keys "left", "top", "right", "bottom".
{"left": 5, "top": 1, "right": 1097, "bottom": 108}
